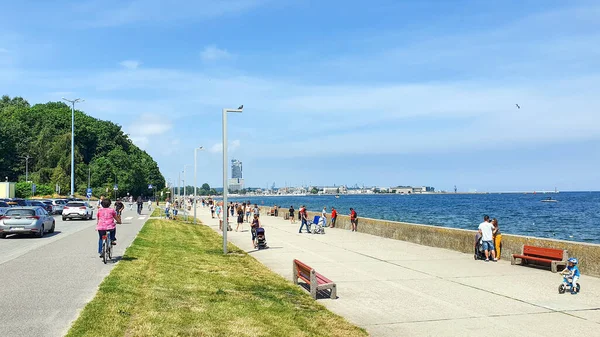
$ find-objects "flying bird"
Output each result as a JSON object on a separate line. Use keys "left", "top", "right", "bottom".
{"left": 515, "top": 104, "right": 520, "bottom": 109}
{"left": 238, "top": 105, "right": 244, "bottom": 110}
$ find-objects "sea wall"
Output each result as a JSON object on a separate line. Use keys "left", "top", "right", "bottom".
{"left": 259, "top": 206, "right": 600, "bottom": 277}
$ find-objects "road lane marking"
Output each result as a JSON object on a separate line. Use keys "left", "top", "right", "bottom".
{"left": 138, "top": 217, "right": 145, "bottom": 220}
{"left": 125, "top": 217, "right": 133, "bottom": 220}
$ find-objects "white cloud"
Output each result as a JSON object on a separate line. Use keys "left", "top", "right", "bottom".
{"left": 209, "top": 139, "right": 241, "bottom": 153}
{"left": 125, "top": 114, "right": 173, "bottom": 150}
{"left": 200, "top": 45, "right": 232, "bottom": 61}
{"left": 119, "top": 60, "right": 141, "bottom": 70}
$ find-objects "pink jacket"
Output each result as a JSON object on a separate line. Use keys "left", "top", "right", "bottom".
{"left": 96, "top": 207, "right": 117, "bottom": 231}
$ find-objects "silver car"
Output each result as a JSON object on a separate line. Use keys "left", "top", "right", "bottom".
{"left": 0, "top": 207, "right": 56, "bottom": 238}
{"left": 46, "top": 198, "right": 67, "bottom": 214}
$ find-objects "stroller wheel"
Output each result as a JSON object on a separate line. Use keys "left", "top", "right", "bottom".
{"left": 558, "top": 284, "right": 566, "bottom": 294}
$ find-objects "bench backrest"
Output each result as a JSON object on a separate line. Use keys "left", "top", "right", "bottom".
{"left": 294, "top": 259, "right": 313, "bottom": 281}
{"left": 522, "top": 245, "right": 565, "bottom": 260}
{"left": 312, "top": 215, "right": 320, "bottom": 223}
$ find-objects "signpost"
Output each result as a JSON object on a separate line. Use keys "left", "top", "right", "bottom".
{"left": 113, "top": 184, "right": 118, "bottom": 200}
{"left": 86, "top": 187, "right": 92, "bottom": 200}
{"left": 32, "top": 183, "right": 36, "bottom": 196}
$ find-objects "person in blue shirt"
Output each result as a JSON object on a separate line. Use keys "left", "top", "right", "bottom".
{"left": 561, "top": 257, "right": 580, "bottom": 294}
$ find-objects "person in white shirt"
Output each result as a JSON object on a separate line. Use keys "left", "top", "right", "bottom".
{"left": 478, "top": 215, "right": 497, "bottom": 262}
{"left": 321, "top": 206, "right": 327, "bottom": 227}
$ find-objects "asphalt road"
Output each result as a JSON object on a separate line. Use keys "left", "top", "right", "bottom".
{"left": 0, "top": 206, "right": 151, "bottom": 337}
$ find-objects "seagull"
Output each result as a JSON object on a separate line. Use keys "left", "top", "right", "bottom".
{"left": 238, "top": 105, "right": 244, "bottom": 110}
{"left": 515, "top": 104, "right": 520, "bottom": 109}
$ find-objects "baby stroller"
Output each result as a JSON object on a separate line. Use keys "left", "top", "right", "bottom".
{"left": 474, "top": 233, "right": 485, "bottom": 260}
{"left": 310, "top": 215, "right": 326, "bottom": 234}
{"left": 255, "top": 227, "right": 268, "bottom": 249}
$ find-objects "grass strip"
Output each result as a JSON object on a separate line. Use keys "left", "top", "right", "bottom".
{"left": 66, "top": 219, "right": 367, "bottom": 337}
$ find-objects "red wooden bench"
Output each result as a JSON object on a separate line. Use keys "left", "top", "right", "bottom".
{"left": 293, "top": 259, "right": 337, "bottom": 299}
{"left": 511, "top": 245, "right": 568, "bottom": 273}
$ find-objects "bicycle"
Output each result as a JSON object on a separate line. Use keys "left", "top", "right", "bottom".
{"left": 101, "top": 231, "right": 113, "bottom": 264}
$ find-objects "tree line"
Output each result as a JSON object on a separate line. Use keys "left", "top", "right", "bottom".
{"left": 0, "top": 95, "right": 165, "bottom": 198}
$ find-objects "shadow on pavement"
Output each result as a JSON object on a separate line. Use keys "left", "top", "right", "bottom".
{"left": 2, "top": 231, "right": 63, "bottom": 239}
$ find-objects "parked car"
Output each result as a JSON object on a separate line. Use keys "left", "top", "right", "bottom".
{"left": 46, "top": 199, "right": 67, "bottom": 214}
{"left": 62, "top": 201, "right": 93, "bottom": 220}
{"left": 25, "top": 200, "right": 49, "bottom": 212}
{"left": 36, "top": 200, "right": 55, "bottom": 214}
{"left": 7, "top": 199, "right": 27, "bottom": 207}
{"left": 0, "top": 201, "right": 10, "bottom": 216}
{"left": 0, "top": 207, "right": 55, "bottom": 238}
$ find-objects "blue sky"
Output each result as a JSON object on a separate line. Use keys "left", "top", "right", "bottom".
{"left": 1, "top": 0, "right": 599, "bottom": 192}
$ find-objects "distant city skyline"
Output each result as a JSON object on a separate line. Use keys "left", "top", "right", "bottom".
{"left": 1, "top": 1, "right": 598, "bottom": 192}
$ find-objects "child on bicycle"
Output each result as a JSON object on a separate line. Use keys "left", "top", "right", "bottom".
{"left": 560, "top": 257, "right": 580, "bottom": 294}
{"left": 96, "top": 198, "right": 120, "bottom": 257}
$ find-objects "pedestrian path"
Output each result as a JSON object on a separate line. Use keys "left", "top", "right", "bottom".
{"left": 191, "top": 206, "right": 600, "bottom": 337}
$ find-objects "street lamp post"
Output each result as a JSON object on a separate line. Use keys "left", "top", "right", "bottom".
{"left": 194, "top": 146, "right": 204, "bottom": 224}
{"left": 62, "top": 97, "right": 84, "bottom": 197}
{"left": 23, "top": 155, "right": 31, "bottom": 183}
{"left": 222, "top": 105, "right": 243, "bottom": 254}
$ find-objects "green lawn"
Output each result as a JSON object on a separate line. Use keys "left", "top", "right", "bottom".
{"left": 66, "top": 219, "right": 367, "bottom": 337}
{"left": 150, "top": 204, "right": 163, "bottom": 217}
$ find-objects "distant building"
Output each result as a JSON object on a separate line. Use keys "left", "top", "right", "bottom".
{"left": 229, "top": 178, "right": 244, "bottom": 192}
{"left": 231, "top": 159, "right": 242, "bottom": 179}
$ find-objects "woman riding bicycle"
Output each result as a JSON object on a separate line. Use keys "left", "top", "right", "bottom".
{"left": 96, "top": 198, "right": 120, "bottom": 257}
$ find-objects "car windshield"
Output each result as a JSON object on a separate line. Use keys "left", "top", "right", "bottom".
{"left": 0, "top": 201, "right": 9, "bottom": 207}
{"left": 66, "top": 202, "right": 85, "bottom": 207}
{"left": 42, "top": 201, "right": 52, "bottom": 205}
{"left": 5, "top": 209, "right": 36, "bottom": 216}
{"left": 29, "top": 201, "right": 44, "bottom": 206}
{"left": 56, "top": 200, "right": 66, "bottom": 204}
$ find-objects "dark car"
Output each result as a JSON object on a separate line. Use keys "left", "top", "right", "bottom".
{"left": 39, "top": 200, "right": 55, "bottom": 214}
{"left": 8, "top": 199, "right": 27, "bottom": 207}
{"left": 0, "top": 201, "right": 10, "bottom": 216}
{"left": 26, "top": 200, "right": 47, "bottom": 209}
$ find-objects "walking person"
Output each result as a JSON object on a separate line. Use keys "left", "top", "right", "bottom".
{"left": 321, "top": 206, "right": 327, "bottom": 227}
{"left": 289, "top": 205, "right": 295, "bottom": 224}
{"left": 236, "top": 204, "right": 244, "bottom": 232}
{"left": 298, "top": 205, "right": 309, "bottom": 233}
{"left": 245, "top": 204, "right": 251, "bottom": 222}
{"left": 350, "top": 208, "right": 358, "bottom": 232}
{"left": 147, "top": 199, "right": 152, "bottom": 212}
{"left": 114, "top": 198, "right": 124, "bottom": 217}
{"left": 251, "top": 214, "right": 260, "bottom": 248}
{"left": 128, "top": 195, "right": 133, "bottom": 211}
{"left": 330, "top": 207, "right": 337, "bottom": 228}
{"left": 492, "top": 218, "right": 502, "bottom": 260}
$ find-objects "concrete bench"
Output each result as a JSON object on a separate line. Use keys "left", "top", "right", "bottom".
{"left": 293, "top": 259, "right": 336, "bottom": 299}
{"left": 511, "top": 245, "right": 567, "bottom": 273}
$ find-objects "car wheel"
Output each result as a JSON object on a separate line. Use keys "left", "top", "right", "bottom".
{"left": 62, "top": 217, "right": 67, "bottom": 221}
{"left": 0, "top": 233, "right": 6, "bottom": 239}
{"left": 49, "top": 221, "right": 55, "bottom": 233}
{"left": 37, "top": 225, "right": 44, "bottom": 238}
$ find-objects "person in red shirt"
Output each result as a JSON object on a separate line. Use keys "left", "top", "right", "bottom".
{"left": 350, "top": 208, "right": 358, "bottom": 232}
{"left": 330, "top": 207, "right": 337, "bottom": 228}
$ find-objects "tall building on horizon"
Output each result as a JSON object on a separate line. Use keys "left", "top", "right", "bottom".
{"left": 231, "top": 159, "right": 242, "bottom": 179}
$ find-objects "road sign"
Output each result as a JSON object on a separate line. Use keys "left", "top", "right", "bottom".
{"left": 32, "top": 183, "right": 36, "bottom": 194}
{"left": 148, "top": 184, "right": 153, "bottom": 189}
{"left": 86, "top": 188, "right": 92, "bottom": 198}
{"left": 113, "top": 184, "right": 118, "bottom": 191}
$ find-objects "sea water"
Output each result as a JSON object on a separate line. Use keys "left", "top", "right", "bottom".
{"left": 229, "top": 192, "right": 600, "bottom": 244}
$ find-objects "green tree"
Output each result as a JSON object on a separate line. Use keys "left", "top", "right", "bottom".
{"left": 310, "top": 187, "right": 319, "bottom": 194}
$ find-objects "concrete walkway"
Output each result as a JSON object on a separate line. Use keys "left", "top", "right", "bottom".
{"left": 191, "top": 206, "right": 600, "bottom": 337}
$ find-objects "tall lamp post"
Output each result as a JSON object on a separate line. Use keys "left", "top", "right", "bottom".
{"left": 194, "top": 146, "right": 204, "bottom": 224}
{"left": 62, "top": 97, "right": 84, "bottom": 197}
{"left": 23, "top": 155, "right": 31, "bottom": 183}
{"left": 222, "top": 105, "right": 243, "bottom": 254}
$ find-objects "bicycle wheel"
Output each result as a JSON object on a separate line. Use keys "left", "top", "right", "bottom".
{"left": 108, "top": 239, "right": 113, "bottom": 259}
{"left": 102, "top": 241, "right": 108, "bottom": 264}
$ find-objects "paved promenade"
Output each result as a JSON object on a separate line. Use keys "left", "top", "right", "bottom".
{"left": 191, "top": 206, "right": 600, "bottom": 337}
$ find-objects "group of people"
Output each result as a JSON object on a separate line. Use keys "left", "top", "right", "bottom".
{"left": 291, "top": 205, "right": 358, "bottom": 233}
{"left": 477, "top": 215, "right": 502, "bottom": 262}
